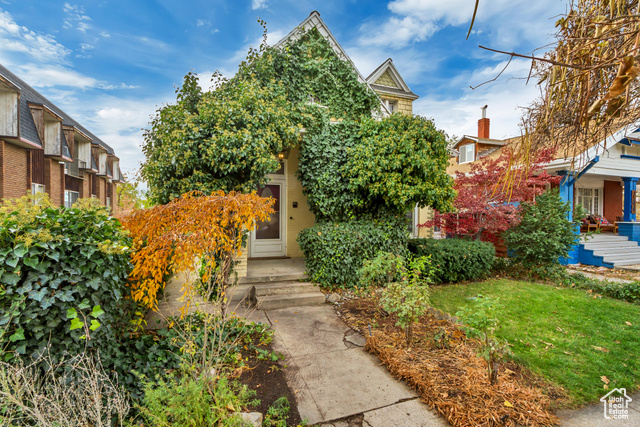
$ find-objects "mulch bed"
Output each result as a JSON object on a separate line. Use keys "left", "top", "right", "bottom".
{"left": 337, "top": 297, "right": 565, "bottom": 427}
{"left": 234, "top": 341, "right": 303, "bottom": 426}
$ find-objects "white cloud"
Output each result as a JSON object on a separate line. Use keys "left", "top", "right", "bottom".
{"left": 359, "top": 0, "right": 564, "bottom": 49}
{"left": 413, "top": 59, "right": 540, "bottom": 141}
{"left": 63, "top": 3, "right": 92, "bottom": 33}
{"left": 0, "top": 10, "right": 70, "bottom": 62}
{"left": 251, "top": 0, "right": 268, "bottom": 10}
{"left": 196, "top": 19, "right": 209, "bottom": 27}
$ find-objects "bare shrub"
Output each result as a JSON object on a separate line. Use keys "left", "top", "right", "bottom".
{"left": 0, "top": 352, "right": 130, "bottom": 426}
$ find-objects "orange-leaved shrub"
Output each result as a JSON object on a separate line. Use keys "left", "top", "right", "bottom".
{"left": 122, "top": 190, "right": 274, "bottom": 309}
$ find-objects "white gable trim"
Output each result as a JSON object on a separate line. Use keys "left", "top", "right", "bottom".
{"left": 273, "top": 11, "right": 367, "bottom": 84}
{"left": 366, "top": 58, "right": 412, "bottom": 94}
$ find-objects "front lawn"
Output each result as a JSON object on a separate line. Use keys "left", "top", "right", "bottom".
{"left": 430, "top": 279, "right": 640, "bottom": 406}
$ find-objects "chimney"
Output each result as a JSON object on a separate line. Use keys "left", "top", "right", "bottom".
{"left": 478, "top": 105, "right": 490, "bottom": 139}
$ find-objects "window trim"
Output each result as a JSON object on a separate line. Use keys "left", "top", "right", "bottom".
{"left": 459, "top": 144, "right": 475, "bottom": 164}
{"left": 576, "top": 186, "right": 603, "bottom": 216}
{"left": 31, "top": 183, "right": 45, "bottom": 195}
{"left": 64, "top": 190, "right": 79, "bottom": 209}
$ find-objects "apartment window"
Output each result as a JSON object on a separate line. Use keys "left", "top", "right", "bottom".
{"left": 576, "top": 188, "right": 601, "bottom": 215}
{"left": 459, "top": 144, "right": 475, "bottom": 164}
{"left": 64, "top": 190, "right": 79, "bottom": 209}
{"left": 31, "top": 183, "right": 45, "bottom": 195}
{"left": 106, "top": 196, "right": 111, "bottom": 212}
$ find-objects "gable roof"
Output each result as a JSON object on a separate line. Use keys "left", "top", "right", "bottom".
{"left": 273, "top": 11, "right": 413, "bottom": 116}
{"left": 366, "top": 58, "right": 418, "bottom": 100}
{"left": 0, "top": 63, "right": 116, "bottom": 156}
{"left": 451, "top": 135, "right": 507, "bottom": 150}
{"left": 274, "top": 11, "right": 367, "bottom": 84}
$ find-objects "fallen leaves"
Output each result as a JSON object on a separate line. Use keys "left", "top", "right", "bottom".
{"left": 592, "top": 345, "right": 610, "bottom": 353}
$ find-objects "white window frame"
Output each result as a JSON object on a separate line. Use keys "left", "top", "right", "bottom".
{"left": 459, "top": 144, "right": 475, "bottom": 164}
{"left": 383, "top": 99, "right": 398, "bottom": 115}
{"left": 31, "top": 183, "right": 45, "bottom": 195}
{"left": 406, "top": 205, "right": 420, "bottom": 238}
{"left": 576, "top": 187, "right": 603, "bottom": 216}
{"left": 64, "top": 190, "right": 79, "bottom": 209}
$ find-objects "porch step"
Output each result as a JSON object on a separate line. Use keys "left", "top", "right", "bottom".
{"left": 579, "top": 234, "right": 640, "bottom": 268}
{"left": 611, "top": 258, "right": 640, "bottom": 267}
{"left": 239, "top": 273, "right": 308, "bottom": 284}
{"left": 230, "top": 281, "right": 319, "bottom": 299}
{"left": 229, "top": 280, "right": 324, "bottom": 310}
{"left": 255, "top": 292, "right": 326, "bottom": 311}
{"left": 592, "top": 247, "right": 640, "bottom": 256}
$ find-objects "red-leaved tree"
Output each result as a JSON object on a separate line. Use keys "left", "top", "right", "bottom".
{"left": 422, "top": 147, "right": 560, "bottom": 243}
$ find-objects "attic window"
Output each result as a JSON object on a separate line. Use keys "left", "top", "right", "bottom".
{"left": 459, "top": 144, "right": 475, "bottom": 164}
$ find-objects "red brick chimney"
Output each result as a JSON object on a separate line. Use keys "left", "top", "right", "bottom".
{"left": 478, "top": 105, "right": 490, "bottom": 139}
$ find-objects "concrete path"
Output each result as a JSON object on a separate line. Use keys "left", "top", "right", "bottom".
{"left": 556, "top": 393, "right": 640, "bottom": 426}
{"left": 264, "top": 305, "right": 448, "bottom": 426}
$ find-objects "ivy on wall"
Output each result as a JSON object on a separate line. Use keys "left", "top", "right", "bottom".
{"left": 141, "top": 24, "right": 455, "bottom": 220}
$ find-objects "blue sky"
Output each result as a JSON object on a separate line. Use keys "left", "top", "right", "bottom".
{"left": 0, "top": 0, "right": 567, "bottom": 174}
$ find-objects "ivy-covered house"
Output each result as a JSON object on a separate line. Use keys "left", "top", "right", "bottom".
{"left": 245, "top": 11, "right": 434, "bottom": 263}
{"left": 141, "top": 11, "right": 454, "bottom": 288}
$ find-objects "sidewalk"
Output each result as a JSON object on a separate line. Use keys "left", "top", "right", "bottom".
{"left": 256, "top": 304, "right": 639, "bottom": 427}
{"left": 263, "top": 305, "right": 448, "bottom": 426}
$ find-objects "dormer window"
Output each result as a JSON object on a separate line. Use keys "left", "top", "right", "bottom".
{"left": 459, "top": 144, "right": 475, "bottom": 164}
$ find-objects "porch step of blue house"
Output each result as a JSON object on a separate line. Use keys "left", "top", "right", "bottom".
{"left": 229, "top": 279, "right": 325, "bottom": 310}
{"left": 580, "top": 234, "right": 640, "bottom": 268}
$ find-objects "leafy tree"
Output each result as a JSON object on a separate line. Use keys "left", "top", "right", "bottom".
{"left": 122, "top": 190, "right": 273, "bottom": 311}
{"left": 346, "top": 114, "right": 455, "bottom": 216}
{"left": 425, "top": 147, "right": 559, "bottom": 242}
{"left": 504, "top": 188, "right": 584, "bottom": 267}
{"left": 141, "top": 72, "right": 300, "bottom": 205}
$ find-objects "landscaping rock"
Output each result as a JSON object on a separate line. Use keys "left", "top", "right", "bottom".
{"left": 327, "top": 293, "right": 340, "bottom": 304}
{"left": 239, "top": 412, "right": 263, "bottom": 427}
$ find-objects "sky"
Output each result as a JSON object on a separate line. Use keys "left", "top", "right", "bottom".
{"left": 0, "top": 0, "right": 568, "bottom": 174}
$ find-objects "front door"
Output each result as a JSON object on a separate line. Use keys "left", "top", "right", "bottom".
{"left": 250, "top": 176, "right": 286, "bottom": 257}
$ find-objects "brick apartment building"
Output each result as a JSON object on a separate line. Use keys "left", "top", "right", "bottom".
{"left": 0, "top": 64, "right": 123, "bottom": 212}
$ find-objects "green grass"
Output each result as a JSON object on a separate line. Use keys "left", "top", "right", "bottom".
{"left": 430, "top": 279, "right": 640, "bottom": 406}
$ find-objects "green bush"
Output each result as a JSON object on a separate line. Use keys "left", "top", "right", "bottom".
{"left": 298, "top": 218, "right": 408, "bottom": 289}
{"left": 503, "top": 189, "right": 583, "bottom": 267}
{"left": 358, "top": 252, "right": 405, "bottom": 288}
{"left": 136, "top": 373, "right": 256, "bottom": 426}
{"left": 0, "top": 195, "right": 133, "bottom": 363}
{"left": 408, "top": 238, "right": 495, "bottom": 283}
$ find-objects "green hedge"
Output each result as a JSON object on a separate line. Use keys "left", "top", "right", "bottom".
{"left": 408, "top": 238, "right": 495, "bottom": 283}
{"left": 0, "top": 199, "right": 133, "bottom": 363}
{"left": 298, "top": 219, "right": 408, "bottom": 289}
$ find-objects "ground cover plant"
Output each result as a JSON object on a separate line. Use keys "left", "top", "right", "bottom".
{"left": 337, "top": 296, "right": 560, "bottom": 426}
{"left": 429, "top": 279, "right": 640, "bottom": 406}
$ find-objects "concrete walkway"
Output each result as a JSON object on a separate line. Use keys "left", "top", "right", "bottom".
{"left": 556, "top": 394, "right": 639, "bottom": 426}
{"left": 264, "top": 305, "right": 448, "bottom": 426}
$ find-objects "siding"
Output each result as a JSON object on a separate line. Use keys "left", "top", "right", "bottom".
{"left": 31, "top": 149, "right": 45, "bottom": 184}
{"left": 286, "top": 146, "right": 316, "bottom": 257}
{"left": 374, "top": 71, "right": 398, "bottom": 88}
{"left": 378, "top": 93, "right": 412, "bottom": 115}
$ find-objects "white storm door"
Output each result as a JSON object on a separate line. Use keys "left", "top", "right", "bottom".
{"left": 250, "top": 178, "right": 286, "bottom": 257}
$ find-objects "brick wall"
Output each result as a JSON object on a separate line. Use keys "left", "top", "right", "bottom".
{"left": 0, "top": 141, "right": 30, "bottom": 199}
{"left": 44, "top": 158, "right": 64, "bottom": 206}
{"left": 603, "top": 180, "right": 623, "bottom": 221}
